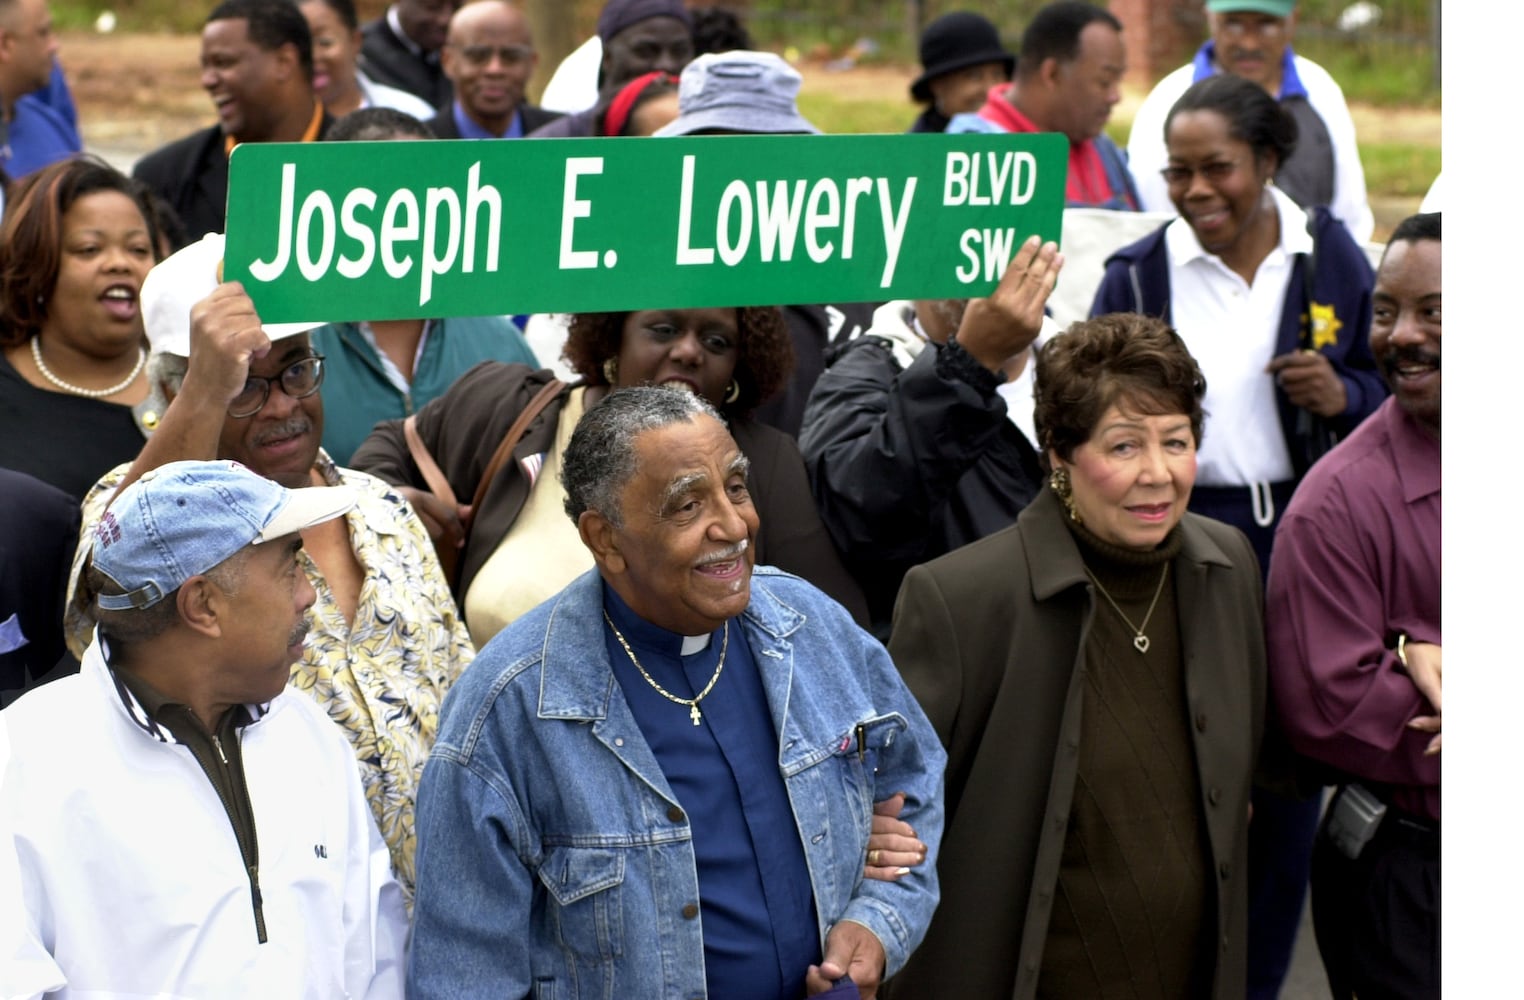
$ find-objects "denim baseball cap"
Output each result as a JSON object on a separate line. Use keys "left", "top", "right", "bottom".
{"left": 92, "top": 460, "right": 355, "bottom": 611}
{"left": 654, "top": 50, "right": 820, "bottom": 136}
{"left": 1206, "top": 0, "right": 1295, "bottom": 16}
{"left": 142, "top": 233, "right": 322, "bottom": 358}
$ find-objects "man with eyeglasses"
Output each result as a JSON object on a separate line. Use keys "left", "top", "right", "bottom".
{"left": 1127, "top": 0, "right": 1373, "bottom": 243}
{"left": 426, "top": 0, "right": 560, "bottom": 139}
{"left": 60, "top": 233, "right": 475, "bottom": 910}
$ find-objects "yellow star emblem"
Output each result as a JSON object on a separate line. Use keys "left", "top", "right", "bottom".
{"left": 1308, "top": 302, "right": 1342, "bottom": 350}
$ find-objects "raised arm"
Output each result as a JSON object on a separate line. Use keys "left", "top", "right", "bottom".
{"left": 801, "top": 240, "right": 1058, "bottom": 563}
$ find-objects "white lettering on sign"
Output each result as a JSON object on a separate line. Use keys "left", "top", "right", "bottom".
{"left": 337, "top": 189, "right": 377, "bottom": 278}
{"left": 674, "top": 159, "right": 917, "bottom": 287}
{"left": 955, "top": 228, "right": 1019, "bottom": 283}
{"left": 876, "top": 176, "right": 916, "bottom": 287}
{"left": 676, "top": 155, "right": 715, "bottom": 266}
{"left": 942, "top": 151, "right": 1038, "bottom": 207}
{"left": 381, "top": 190, "right": 417, "bottom": 279}
{"left": 756, "top": 180, "right": 806, "bottom": 262}
{"left": 560, "top": 156, "right": 603, "bottom": 270}
{"left": 297, "top": 190, "right": 336, "bottom": 281}
{"left": 804, "top": 180, "right": 840, "bottom": 264}
{"left": 248, "top": 161, "right": 501, "bottom": 306}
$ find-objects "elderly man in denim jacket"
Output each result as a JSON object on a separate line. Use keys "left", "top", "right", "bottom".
{"left": 409, "top": 387, "right": 945, "bottom": 999}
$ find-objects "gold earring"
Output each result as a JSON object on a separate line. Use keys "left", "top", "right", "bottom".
{"left": 724, "top": 380, "right": 741, "bottom": 404}
{"left": 1050, "top": 467, "right": 1081, "bottom": 524}
{"left": 602, "top": 357, "right": 618, "bottom": 384}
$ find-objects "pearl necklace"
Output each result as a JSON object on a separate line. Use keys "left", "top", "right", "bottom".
{"left": 30, "top": 337, "right": 146, "bottom": 399}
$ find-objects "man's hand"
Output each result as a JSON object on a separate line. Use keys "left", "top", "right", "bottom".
{"left": 863, "top": 793, "right": 927, "bottom": 882}
{"left": 806, "top": 921, "right": 886, "bottom": 999}
{"left": 1266, "top": 350, "right": 1348, "bottom": 417}
{"left": 183, "top": 281, "right": 272, "bottom": 408}
{"left": 953, "top": 235, "right": 1063, "bottom": 374}
{"left": 399, "top": 487, "right": 469, "bottom": 547}
{"left": 1403, "top": 640, "right": 1442, "bottom": 755}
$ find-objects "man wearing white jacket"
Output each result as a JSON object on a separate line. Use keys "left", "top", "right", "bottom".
{"left": 1127, "top": 0, "right": 1373, "bottom": 243}
{"left": 0, "top": 460, "right": 407, "bottom": 999}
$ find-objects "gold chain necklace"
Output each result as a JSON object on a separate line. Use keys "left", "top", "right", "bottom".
{"left": 1085, "top": 563, "right": 1170, "bottom": 654}
{"left": 603, "top": 611, "right": 729, "bottom": 726}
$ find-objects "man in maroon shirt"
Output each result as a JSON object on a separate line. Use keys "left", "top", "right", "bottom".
{"left": 1265, "top": 211, "right": 1441, "bottom": 1000}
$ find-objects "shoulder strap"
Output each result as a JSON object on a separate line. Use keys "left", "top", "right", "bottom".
{"left": 1298, "top": 207, "right": 1320, "bottom": 348}
{"left": 403, "top": 414, "right": 458, "bottom": 508}
{"left": 468, "top": 378, "right": 565, "bottom": 517}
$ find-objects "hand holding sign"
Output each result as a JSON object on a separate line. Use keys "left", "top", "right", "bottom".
{"left": 185, "top": 281, "right": 274, "bottom": 411}
{"left": 953, "top": 235, "right": 1063, "bottom": 374}
{"left": 224, "top": 134, "right": 1066, "bottom": 323}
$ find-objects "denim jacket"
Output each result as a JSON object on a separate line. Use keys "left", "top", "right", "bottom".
{"left": 408, "top": 567, "right": 946, "bottom": 999}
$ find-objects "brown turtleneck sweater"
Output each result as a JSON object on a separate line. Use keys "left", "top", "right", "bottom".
{"left": 1037, "top": 519, "right": 1213, "bottom": 999}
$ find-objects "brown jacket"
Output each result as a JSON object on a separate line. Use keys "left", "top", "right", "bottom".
{"left": 350, "top": 362, "right": 869, "bottom": 625}
{"left": 884, "top": 488, "right": 1265, "bottom": 999}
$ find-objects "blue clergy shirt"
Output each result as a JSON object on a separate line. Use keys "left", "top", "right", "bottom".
{"left": 602, "top": 583, "right": 820, "bottom": 1000}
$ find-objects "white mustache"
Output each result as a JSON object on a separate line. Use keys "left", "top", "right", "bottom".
{"left": 697, "top": 539, "right": 749, "bottom": 565}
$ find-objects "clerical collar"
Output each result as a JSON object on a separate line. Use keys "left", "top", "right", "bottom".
{"left": 601, "top": 582, "right": 717, "bottom": 658}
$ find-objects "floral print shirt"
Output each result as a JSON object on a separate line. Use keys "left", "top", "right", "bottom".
{"left": 67, "top": 453, "right": 475, "bottom": 906}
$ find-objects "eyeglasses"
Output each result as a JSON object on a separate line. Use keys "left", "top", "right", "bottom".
{"left": 228, "top": 354, "right": 325, "bottom": 418}
{"left": 1160, "top": 159, "right": 1241, "bottom": 187}
{"left": 449, "top": 44, "right": 534, "bottom": 68}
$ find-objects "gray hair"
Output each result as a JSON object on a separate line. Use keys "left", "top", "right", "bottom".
{"left": 146, "top": 350, "right": 188, "bottom": 418}
{"left": 562, "top": 386, "right": 722, "bottom": 527}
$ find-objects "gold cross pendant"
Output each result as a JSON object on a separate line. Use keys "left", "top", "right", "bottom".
{"left": 690, "top": 704, "right": 703, "bottom": 726}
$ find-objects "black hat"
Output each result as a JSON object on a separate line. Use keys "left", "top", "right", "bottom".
{"left": 598, "top": 0, "right": 693, "bottom": 44}
{"left": 910, "top": 11, "right": 1015, "bottom": 103}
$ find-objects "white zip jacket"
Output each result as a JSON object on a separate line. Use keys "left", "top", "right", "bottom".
{"left": 0, "top": 635, "right": 408, "bottom": 999}
{"left": 1126, "top": 53, "right": 1374, "bottom": 244}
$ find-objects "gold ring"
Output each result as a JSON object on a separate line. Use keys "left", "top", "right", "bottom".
{"left": 869, "top": 849, "right": 881, "bottom": 866}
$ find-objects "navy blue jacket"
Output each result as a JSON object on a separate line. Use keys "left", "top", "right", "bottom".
{"left": 1090, "top": 206, "right": 1384, "bottom": 477}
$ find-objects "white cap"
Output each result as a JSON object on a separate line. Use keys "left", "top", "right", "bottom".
{"left": 142, "top": 233, "right": 323, "bottom": 357}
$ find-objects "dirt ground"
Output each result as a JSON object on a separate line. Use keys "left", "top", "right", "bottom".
{"left": 66, "top": 29, "right": 1438, "bottom": 226}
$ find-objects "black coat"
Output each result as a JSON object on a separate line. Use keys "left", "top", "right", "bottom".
{"left": 359, "top": 16, "right": 452, "bottom": 109}
{"left": 0, "top": 469, "right": 81, "bottom": 704}
{"left": 799, "top": 304, "right": 1043, "bottom": 636}
{"left": 885, "top": 489, "right": 1265, "bottom": 999}
{"left": 425, "top": 103, "right": 563, "bottom": 139}
{"left": 133, "top": 110, "right": 335, "bottom": 251}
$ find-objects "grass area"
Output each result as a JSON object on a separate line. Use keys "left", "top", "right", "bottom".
{"left": 53, "top": 2, "right": 197, "bottom": 33}
{"left": 796, "top": 90, "right": 914, "bottom": 136}
{"left": 1293, "top": 40, "right": 1441, "bottom": 109}
{"left": 1361, "top": 142, "right": 1443, "bottom": 199}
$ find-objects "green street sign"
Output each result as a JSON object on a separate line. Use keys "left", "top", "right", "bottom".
{"left": 223, "top": 132, "right": 1068, "bottom": 323}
